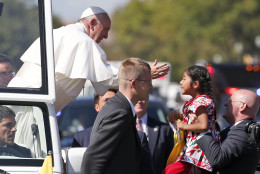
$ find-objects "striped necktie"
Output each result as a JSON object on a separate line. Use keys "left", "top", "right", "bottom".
{"left": 136, "top": 118, "right": 143, "bottom": 131}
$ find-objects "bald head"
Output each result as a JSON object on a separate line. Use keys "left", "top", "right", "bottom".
{"left": 224, "top": 89, "right": 259, "bottom": 125}
{"left": 233, "top": 89, "right": 259, "bottom": 119}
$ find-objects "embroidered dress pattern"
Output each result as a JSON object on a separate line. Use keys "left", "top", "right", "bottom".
{"left": 176, "top": 95, "right": 220, "bottom": 172}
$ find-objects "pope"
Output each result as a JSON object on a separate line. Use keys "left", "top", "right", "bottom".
{"left": 8, "top": 6, "right": 170, "bottom": 112}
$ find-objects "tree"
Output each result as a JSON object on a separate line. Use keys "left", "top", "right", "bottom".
{"left": 0, "top": 0, "right": 63, "bottom": 71}
{"left": 104, "top": 0, "right": 260, "bottom": 81}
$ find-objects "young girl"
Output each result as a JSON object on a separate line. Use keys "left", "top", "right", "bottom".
{"left": 164, "top": 65, "right": 220, "bottom": 174}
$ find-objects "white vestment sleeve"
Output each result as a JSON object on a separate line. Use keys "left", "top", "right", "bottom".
{"left": 8, "top": 62, "right": 42, "bottom": 88}
{"left": 54, "top": 73, "right": 86, "bottom": 112}
{"left": 8, "top": 23, "right": 119, "bottom": 111}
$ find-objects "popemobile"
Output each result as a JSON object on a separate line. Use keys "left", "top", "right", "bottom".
{"left": 0, "top": 0, "right": 65, "bottom": 173}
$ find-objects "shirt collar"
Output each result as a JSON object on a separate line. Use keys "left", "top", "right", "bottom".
{"left": 125, "top": 96, "right": 136, "bottom": 117}
{"left": 78, "top": 22, "right": 88, "bottom": 35}
{"left": 139, "top": 113, "right": 148, "bottom": 124}
{"left": 230, "top": 120, "right": 243, "bottom": 130}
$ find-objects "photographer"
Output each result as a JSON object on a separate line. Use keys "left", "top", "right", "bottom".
{"left": 196, "top": 89, "right": 260, "bottom": 174}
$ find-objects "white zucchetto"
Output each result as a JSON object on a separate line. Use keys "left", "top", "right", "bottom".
{"left": 80, "top": 6, "right": 108, "bottom": 19}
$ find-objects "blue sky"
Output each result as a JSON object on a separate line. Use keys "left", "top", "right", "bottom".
{"left": 52, "top": 0, "right": 129, "bottom": 22}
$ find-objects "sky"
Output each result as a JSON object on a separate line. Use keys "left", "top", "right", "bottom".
{"left": 52, "top": 0, "right": 130, "bottom": 23}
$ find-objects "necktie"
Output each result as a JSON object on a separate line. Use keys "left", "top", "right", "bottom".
{"left": 136, "top": 118, "right": 143, "bottom": 131}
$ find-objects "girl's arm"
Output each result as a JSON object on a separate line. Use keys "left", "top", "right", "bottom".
{"left": 176, "top": 106, "right": 209, "bottom": 132}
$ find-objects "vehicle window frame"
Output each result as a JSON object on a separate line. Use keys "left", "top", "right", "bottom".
{"left": 0, "top": 0, "right": 48, "bottom": 95}
{"left": 0, "top": 100, "right": 53, "bottom": 166}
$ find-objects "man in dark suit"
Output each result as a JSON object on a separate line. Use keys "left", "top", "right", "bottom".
{"left": 0, "top": 105, "right": 32, "bottom": 158}
{"left": 197, "top": 89, "right": 260, "bottom": 174}
{"left": 72, "top": 88, "right": 154, "bottom": 174}
{"left": 135, "top": 98, "right": 174, "bottom": 174}
{"left": 74, "top": 127, "right": 154, "bottom": 174}
{"left": 71, "top": 88, "right": 117, "bottom": 147}
{"left": 80, "top": 57, "right": 153, "bottom": 174}
{"left": 137, "top": 131, "right": 155, "bottom": 174}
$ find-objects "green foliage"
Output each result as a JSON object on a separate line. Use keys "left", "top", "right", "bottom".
{"left": 0, "top": 0, "right": 39, "bottom": 70}
{"left": 104, "top": 0, "right": 260, "bottom": 81}
{"left": 53, "top": 15, "right": 63, "bottom": 29}
{"left": 0, "top": 0, "right": 63, "bottom": 71}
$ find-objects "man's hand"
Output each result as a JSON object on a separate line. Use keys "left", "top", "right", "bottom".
{"left": 189, "top": 113, "right": 198, "bottom": 123}
{"left": 167, "top": 111, "right": 182, "bottom": 124}
{"left": 150, "top": 59, "right": 170, "bottom": 79}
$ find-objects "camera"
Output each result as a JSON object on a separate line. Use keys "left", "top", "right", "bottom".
{"left": 245, "top": 121, "right": 260, "bottom": 148}
{"left": 246, "top": 121, "right": 260, "bottom": 171}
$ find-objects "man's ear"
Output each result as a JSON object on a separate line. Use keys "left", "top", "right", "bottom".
{"left": 94, "top": 104, "right": 100, "bottom": 112}
{"left": 240, "top": 102, "right": 247, "bottom": 112}
{"left": 89, "top": 18, "right": 97, "bottom": 30}
{"left": 130, "top": 79, "right": 136, "bottom": 88}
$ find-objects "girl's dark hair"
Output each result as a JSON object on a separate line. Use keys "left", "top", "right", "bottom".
{"left": 186, "top": 65, "right": 214, "bottom": 100}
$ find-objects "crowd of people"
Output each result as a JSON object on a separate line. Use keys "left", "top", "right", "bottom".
{"left": 0, "top": 5, "right": 259, "bottom": 174}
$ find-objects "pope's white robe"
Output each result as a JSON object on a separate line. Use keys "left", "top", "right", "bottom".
{"left": 8, "top": 22, "right": 118, "bottom": 156}
{"left": 8, "top": 22, "right": 117, "bottom": 111}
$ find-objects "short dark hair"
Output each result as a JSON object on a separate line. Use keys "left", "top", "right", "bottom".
{"left": 0, "top": 54, "right": 12, "bottom": 64}
{"left": 94, "top": 88, "right": 118, "bottom": 105}
{"left": 0, "top": 106, "right": 15, "bottom": 122}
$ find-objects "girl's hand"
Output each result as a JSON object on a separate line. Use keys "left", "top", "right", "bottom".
{"left": 176, "top": 121, "right": 186, "bottom": 130}
{"left": 167, "top": 111, "right": 182, "bottom": 124}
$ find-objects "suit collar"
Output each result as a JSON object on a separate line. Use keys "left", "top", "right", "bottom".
{"left": 231, "top": 119, "right": 253, "bottom": 129}
{"left": 124, "top": 94, "right": 136, "bottom": 117}
{"left": 116, "top": 91, "right": 135, "bottom": 117}
{"left": 116, "top": 92, "right": 142, "bottom": 152}
{"left": 230, "top": 120, "right": 244, "bottom": 130}
{"left": 220, "top": 119, "right": 253, "bottom": 142}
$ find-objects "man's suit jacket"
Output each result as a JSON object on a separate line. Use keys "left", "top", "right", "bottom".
{"left": 138, "top": 131, "right": 155, "bottom": 174}
{"left": 71, "top": 127, "right": 92, "bottom": 147}
{"left": 147, "top": 117, "right": 174, "bottom": 174}
{"left": 0, "top": 143, "right": 32, "bottom": 158}
{"left": 73, "top": 127, "right": 154, "bottom": 174}
{"left": 197, "top": 119, "right": 260, "bottom": 174}
{"left": 80, "top": 92, "right": 141, "bottom": 174}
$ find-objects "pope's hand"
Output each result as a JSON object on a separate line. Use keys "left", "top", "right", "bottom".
{"left": 150, "top": 59, "right": 170, "bottom": 79}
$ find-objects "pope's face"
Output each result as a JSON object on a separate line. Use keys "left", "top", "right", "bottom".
{"left": 90, "top": 14, "right": 111, "bottom": 44}
{"left": 0, "top": 116, "right": 17, "bottom": 146}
